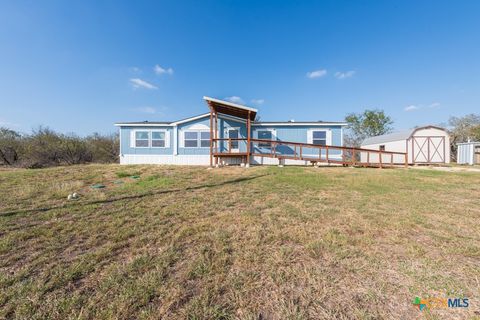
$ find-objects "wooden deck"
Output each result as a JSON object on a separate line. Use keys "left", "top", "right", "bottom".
{"left": 212, "top": 152, "right": 248, "bottom": 158}
{"left": 210, "top": 138, "right": 408, "bottom": 168}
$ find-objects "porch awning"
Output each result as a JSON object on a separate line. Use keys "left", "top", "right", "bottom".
{"left": 203, "top": 96, "right": 257, "bottom": 121}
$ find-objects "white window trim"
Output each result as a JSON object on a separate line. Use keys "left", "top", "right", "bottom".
{"left": 151, "top": 129, "right": 169, "bottom": 148}
{"left": 183, "top": 131, "right": 199, "bottom": 148}
{"left": 199, "top": 131, "right": 211, "bottom": 148}
{"left": 173, "top": 125, "right": 178, "bottom": 155}
{"left": 225, "top": 127, "right": 241, "bottom": 151}
{"left": 133, "top": 130, "right": 150, "bottom": 149}
{"left": 181, "top": 129, "right": 211, "bottom": 148}
{"left": 131, "top": 129, "right": 170, "bottom": 149}
{"left": 225, "top": 127, "right": 242, "bottom": 138}
{"left": 307, "top": 129, "right": 332, "bottom": 146}
{"left": 255, "top": 129, "right": 276, "bottom": 148}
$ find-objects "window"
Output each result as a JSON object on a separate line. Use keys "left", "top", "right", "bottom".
{"left": 200, "top": 132, "right": 210, "bottom": 148}
{"left": 151, "top": 131, "right": 165, "bottom": 147}
{"left": 379, "top": 145, "right": 385, "bottom": 151}
{"left": 258, "top": 130, "right": 273, "bottom": 148}
{"left": 227, "top": 129, "right": 239, "bottom": 150}
{"left": 133, "top": 130, "right": 168, "bottom": 148}
{"left": 312, "top": 131, "right": 327, "bottom": 146}
{"left": 184, "top": 132, "right": 198, "bottom": 147}
{"left": 135, "top": 131, "right": 149, "bottom": 147}
{"left": 184, "top": 131, "right": 210, "bottom": 148}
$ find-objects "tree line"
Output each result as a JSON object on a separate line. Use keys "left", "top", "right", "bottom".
{"left": 1, "top": 112, "right": 479, "bottom": 167}
{"left": 0, "top": 127, "right": 118, "bottom": 168}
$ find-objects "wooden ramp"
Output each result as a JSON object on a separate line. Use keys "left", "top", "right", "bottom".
{"left": 212, "top": 138, "right": 408, "bottom": 168}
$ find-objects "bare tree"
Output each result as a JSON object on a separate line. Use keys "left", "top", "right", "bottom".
{"left": 449, "top": 114, "right": 480, "bottom": 143}
{"left": 448, "top": 114, "right": 480, "bottom": 159}
{"left": 86, "top": 133, "right": 119, "bottom": 163}
{"left": 0, "top": 127, "right": 22, "bottom": 165}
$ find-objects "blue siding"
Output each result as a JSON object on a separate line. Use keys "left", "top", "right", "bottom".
{"left": 177, "top": 117, "right": 211, "bottom": 155}
{"left": 120, "top": 126, "right": 173, "bottom": 155}
{"left": 252, "top": 125, "right": 343, "bottom": 157}
{"left": 218, "top": 118, "right": 247, "bottom": 152}
{"left": 177, "top": 115, "right": 247, "bottom": 154}
{"left": 119, "top": 116, "right": 343, "bottom": 159}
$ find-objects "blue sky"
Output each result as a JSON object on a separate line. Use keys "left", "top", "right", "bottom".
{"left": 1, "top": 1, "right": 479, "bottom": 135}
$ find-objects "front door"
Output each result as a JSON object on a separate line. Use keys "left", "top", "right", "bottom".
{"left": 227, "top": 128, "right": 240, "bottom": 153}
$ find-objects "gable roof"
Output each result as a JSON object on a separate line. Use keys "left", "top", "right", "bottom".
{"left": 253, "top": 121, "right": 347, "bottom": 126}
{"left": 362, "top": 130, "right": 413, "bottom": 145}
{"left": 114, "top": 113, "right": 210, "bottom": 127}
{"left": 116, "top": 96, "right": 347, "bottom": 127}
{"left": 362, "top": 125, "right": 448, "bottom": 145}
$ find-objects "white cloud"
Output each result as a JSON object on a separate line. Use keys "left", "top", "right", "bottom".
{"left": 135, "top": 107, "right": 157, "bottom": 114}
{"left": 334, "top": 70, "right": 355, "bottom": 79}
{"left": 130, "top": 67, "right": 141, "bottom": 73}
{"left": 225, "top": 96, "right": 245, "bottom": 104}
{"left": 306, "top": 69, "right": 327, "bottom": 79}
{"left": 251, "top": 99, "right": 265, "bottom": 105}
{"left": 404, "top": 102, "right": 440, "bottom": 112}
{"left": 0, "top": 118, "right": 19, "bottom": 128}
{"left": 404, "top": 105, "right": 419, "bottom": 112}
{"left": 132, "top": 106, "right": 168, "bottom": 118}
{"left": 154, "top": 64, "right": 174, "bottom": 75}
{"left": 130, "top": 78, "right": 158, "bottom": 90}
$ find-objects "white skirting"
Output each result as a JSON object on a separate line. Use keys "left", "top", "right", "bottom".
{"left": 120, "top": 154, "right": 210, "bottom": 165}
{"left": 252, "top": 155, "right": 342, "bottom": 166}
{"left": 252, "top": 156, "right": 310, "bottom": 166}
{"left": 120, "top": 154, "right": 342, "bottom": 166}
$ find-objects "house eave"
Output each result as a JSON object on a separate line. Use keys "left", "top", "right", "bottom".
{"left": 203, "top": 96, "right": 258, "bottom": 113}
{"left": 114, "top": 113, "right": 250, "bottom": 127}
{"left": 253, "top": 122, "right": 348, "bottom": 126}
{"left": 114, "top": 123, "right": 173, "bottom": 127}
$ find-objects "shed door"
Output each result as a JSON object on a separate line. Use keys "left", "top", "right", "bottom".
{"left": 412, "top": 136, "right": 446, "bottom": 163}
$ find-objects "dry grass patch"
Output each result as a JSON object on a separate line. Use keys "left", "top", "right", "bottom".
{"left": 0, "top": 164, "right": 479, "bottom": 319}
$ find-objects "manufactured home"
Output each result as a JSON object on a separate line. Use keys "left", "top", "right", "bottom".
{"left": 115, "top": 96, "right": 348, "bottom": 166}
{"left": 360, "top": 126, "right": 450, "bottom": 164}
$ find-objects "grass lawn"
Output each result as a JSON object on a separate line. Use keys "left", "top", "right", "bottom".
{"left": 0, "top": 164, "right": 479, "bottom": 319}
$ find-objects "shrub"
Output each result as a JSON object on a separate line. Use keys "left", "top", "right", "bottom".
{"left": 0, "top": 126, "right": 119, "bottom": 168}
{"left": 0, "top": 128, "right": 23, "bottom": 166}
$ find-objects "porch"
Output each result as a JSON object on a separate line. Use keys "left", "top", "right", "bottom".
{"left": 204, "top": 96, "right": 408, "bottom": 168}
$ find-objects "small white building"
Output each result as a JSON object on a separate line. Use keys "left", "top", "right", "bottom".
{"left": 361, "top": 125, "right": 450, "bottom": 165}
{"left": 457, "top": 141, "right": 480, "bottom": 165}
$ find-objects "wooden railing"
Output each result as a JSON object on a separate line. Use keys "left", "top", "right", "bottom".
{"left": 211, "top": 138, "right": 408, "bottom": 167}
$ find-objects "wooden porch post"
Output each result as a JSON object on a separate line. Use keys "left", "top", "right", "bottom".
{"left": 209, "top": 108, "right": 213, "bottom": 167}
{"left": 214, "top": 111, "right": 218, "bottom": 166}
{"left": 246, "top": 111, "right": 251, "bottom": 166}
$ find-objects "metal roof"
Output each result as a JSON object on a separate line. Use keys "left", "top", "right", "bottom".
{"left": 457, "top": 141, "right": 480, "bottom": 146}
{"left": 116, "top": 96, "right": 347, "bottom": 127}
{"left": 254, "top": 121, "right": 348, "bottom": 126}
{"left": 115, "top": 121, "right": 171, "bottom": 126}
{"left": 362, "top": 130, "right": 413, "bottom": 145}
{"left": 203, "top": 96, "right": 258, "bottom": 121}
{"left": 362, "top": 125, "right": 448, "bottom": 145}
{"left": 115, "top": 113, "right": 211, "bottom": 127}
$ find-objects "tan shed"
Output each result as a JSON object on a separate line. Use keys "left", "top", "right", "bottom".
{"left": 361, "top": 126, "right": 450, "bottom": 164}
